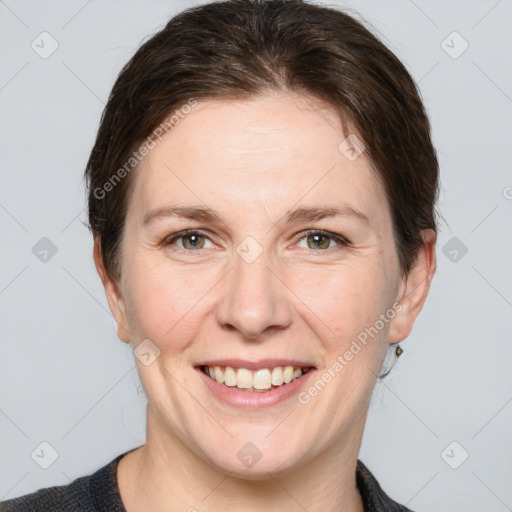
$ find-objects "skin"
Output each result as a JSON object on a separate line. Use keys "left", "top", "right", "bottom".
{"left": 94, "top": 91, "right": 436, "bottom": 512}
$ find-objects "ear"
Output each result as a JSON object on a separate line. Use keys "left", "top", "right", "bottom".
{"left": 388, "top": 229, "right": 437, "bottom": 344}
{"left": 93, "top": 238, "right": 131, "bottom": 343}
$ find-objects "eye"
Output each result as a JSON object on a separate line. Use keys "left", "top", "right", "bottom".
{"left": 295, "top": 230, "right": 349, "bottom": 251}
{"left": 164, "top": 230, "right": 214, "bottom": 251}
{"left": 163, "top": 229, "right": 350, "bottom": 254}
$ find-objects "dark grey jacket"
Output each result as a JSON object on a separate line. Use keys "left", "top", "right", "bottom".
{"left": 0, "top": 452, "right": 413, "bottom": 511}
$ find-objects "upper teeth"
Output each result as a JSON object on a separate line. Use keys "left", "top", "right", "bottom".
{"left": 203, "top": 365, "right": 310, "bottom": 391}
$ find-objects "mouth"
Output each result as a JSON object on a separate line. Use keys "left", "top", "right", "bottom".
{"left": 197, "top": 364, "right": 315, "bottom": 393}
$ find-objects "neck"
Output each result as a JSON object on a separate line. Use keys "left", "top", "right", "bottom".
{"left": 118, "top": 409, "right": 365, "bottom": 512}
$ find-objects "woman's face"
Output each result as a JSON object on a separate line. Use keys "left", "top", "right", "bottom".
{"left": 98, "top": 92, "right": 434, "bottom": 476}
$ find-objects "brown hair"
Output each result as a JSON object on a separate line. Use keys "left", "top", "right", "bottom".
{"left": 85, "top": 0, "right": 440, "bottom": 280}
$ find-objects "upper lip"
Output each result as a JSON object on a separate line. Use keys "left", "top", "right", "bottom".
{"left": 195, "top": 358, "right": 316, "bottom": 370}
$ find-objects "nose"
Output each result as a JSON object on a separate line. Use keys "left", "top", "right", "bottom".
{"left": 215, "top": 247, "right": 293, "bottom": 340}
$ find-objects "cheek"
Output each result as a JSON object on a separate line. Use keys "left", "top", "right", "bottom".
{"left": 127, "top": 261, "right": 188, "bottom": 346}
{"left": 296, "top": 260, "right": 391, "bottom": 343}
{"left": 124, "top": 258, "right": 209, "bottom": 352}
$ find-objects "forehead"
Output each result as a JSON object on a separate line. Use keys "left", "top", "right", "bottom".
{"left": 128, "top": 92, "right": 391, "bottom": 230}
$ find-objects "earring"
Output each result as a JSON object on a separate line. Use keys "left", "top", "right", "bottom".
{"left": 395, "top": 345, "right": 403, "bottom": 357}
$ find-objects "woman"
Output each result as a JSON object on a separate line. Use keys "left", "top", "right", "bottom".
{"left": 1, "top": 0, "right": 438, "bottom": 510}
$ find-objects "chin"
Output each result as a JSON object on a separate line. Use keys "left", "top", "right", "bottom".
{"left": 192, "top": 430, "right": 316, "bottom": 479}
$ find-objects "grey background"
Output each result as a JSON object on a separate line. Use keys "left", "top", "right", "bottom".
{"left": 1, "top": 0, "right": 511, "bottom": 510}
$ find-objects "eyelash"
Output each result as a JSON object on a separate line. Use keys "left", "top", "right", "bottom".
{"left": 163, "top": 229, "right": 350, "bottom": 254}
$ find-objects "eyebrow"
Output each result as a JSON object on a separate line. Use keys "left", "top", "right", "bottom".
{"left": 142, "top": 204, "right": 369, "bottom": 226}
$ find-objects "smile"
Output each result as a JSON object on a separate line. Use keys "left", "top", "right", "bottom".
{"left": 200, "top": 365, "right": 314, "bottom": 392}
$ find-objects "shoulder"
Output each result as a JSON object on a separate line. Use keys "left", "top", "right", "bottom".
{"left": 0, "top": 452, "right": 128, "bottom": 512}
{"left": 356, "top": 460, "right": 415, "bottom": 512}
{"left": 0, "top": 474, "right": 91, "bottom": 512}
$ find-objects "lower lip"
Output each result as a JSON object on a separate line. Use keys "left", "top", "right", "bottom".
{"left": 196, "top": 367, "right": 316, "bottom": 409}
